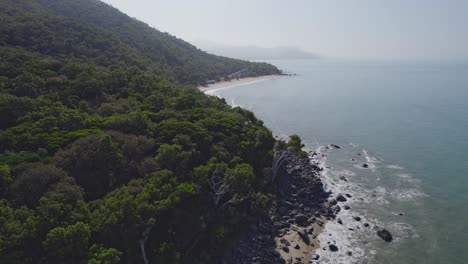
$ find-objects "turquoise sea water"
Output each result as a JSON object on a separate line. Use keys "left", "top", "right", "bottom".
{"left": 207, "top": 60, "right": 468, "bottom": 263}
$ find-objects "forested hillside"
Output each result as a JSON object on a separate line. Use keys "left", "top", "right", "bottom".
{"left": 0, "top": 0, "right": 284, "bottom": 263}
{"left": 0, "top": 0, "right": 279, "bottom": 84}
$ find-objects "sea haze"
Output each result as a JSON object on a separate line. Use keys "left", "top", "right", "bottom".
{"left": 208, "top": 59, "right": 468, "bottom": 264}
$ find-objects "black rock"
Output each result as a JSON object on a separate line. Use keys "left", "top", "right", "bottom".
{"left": 294, "top": 244, "right": 300, "bottom": 250}
{"left": 282, "top": 246, "right": 289, "bottom": 253}
{"left": 332, "top": 205, "right": 341, "bottom": 214}
{"left": 336, "top": 194, "right": 347, "bottom": 202}
{"left": 362, "top": 164, "right": 369, "bottom": 168}
{"left": 278, "top": 206, "right": 288, "bottom": 215}
{"left": 337, "top": 219, "right": 343, "bottom": 225}
{"left": 347, "top": 251, "right": 353, "bottom": 256}
{"left": 377, "top": 228, "right": 393, "bottom": 242}
{"left": 363, "top": 223, "right": 370, "bottom": 228}
{"left": 294, "top": 214, "right": 308, "bottom": 225}
{"left": 398, "top": 213, "right": 404, "bottom": 216}
{"left": 345, "top": 193, "right": 352, "bottom": 198}
{"left": 298, "top": 229, "right": 310, "bottom": 245}
{"left": 311, "top": 254, "right": 320, "bottom": 260}
{"left": 353, "top": 216, "right": 361, "bottom": 221}
{"left": 329, "top": 244, "right": 339, "bottom": 252}
{"left": 344, "top": 205, "right": 351, "bottom": 210}
{"left": 340, "top": 176, "right": 348, "bottom": 181}
{"left": 280, "top": 238, "right": 291, "bottom": 247}
{"left": 331, "top": 144, "right": 341, "bottom": 149}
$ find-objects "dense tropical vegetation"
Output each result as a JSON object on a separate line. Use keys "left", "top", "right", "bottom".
{"left": 0, "top": 0, "right": 290, "bottom": 263}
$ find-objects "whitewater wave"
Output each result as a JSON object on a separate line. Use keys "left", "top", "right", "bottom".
{"left": 308, "top": 142, "right": 427, "bottom": 263}
{"left": 387, "top": 164, "right": 404, "bottom": 170}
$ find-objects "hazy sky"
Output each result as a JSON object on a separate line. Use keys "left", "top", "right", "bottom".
{"left": 101, "top": 0, "right": 468, "bottom": 61}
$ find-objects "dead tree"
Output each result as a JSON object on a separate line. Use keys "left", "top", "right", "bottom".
{"left": 140, "top": 224, "right": 153, "bottom": 264}
{"left": 271, "top": 146, "right": 290, "bottom": 182}
{"left": 208, "top": 168, "right": 229, "bottom": 207}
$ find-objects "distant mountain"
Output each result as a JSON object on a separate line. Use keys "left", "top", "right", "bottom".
{"left": 195, "top": 41, "right": 320, "bottom": 60}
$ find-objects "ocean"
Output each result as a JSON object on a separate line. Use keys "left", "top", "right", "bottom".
{"left": 206, "top": 59, "right": 468, "bottom": 264}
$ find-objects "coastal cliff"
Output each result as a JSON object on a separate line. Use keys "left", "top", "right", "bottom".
{"left": 223, "top": 151, "right": 335, "bottom": 264}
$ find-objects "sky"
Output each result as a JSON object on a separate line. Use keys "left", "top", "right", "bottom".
{"left": 100, "top": 0, "right": 468, "bottom": 61}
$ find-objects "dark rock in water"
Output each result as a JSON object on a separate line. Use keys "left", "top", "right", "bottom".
{"left": 347, "top": 251, "right": 353, "bottom": 256}
{"left": 336, "top": 194, "right": 347, "bottom": 202}
{"left": 362, "top": 164, "right": 369, "bottom": 168}
{"left": 311, "top": 254, "right": 320, "bottom": 260}
{"left": 340, "top": 176, "right": 348, "bottom": 181}
{"left": 294, "top": 214, "right": 308, "bottom": 225}
{"left": 398, "top": 213, "right": 404, "bottom": 216}
{"left": 353, "top": 216, "right": 361, "bottom": 221}
{"left": 331, "top": 144, "right": 341, "bottom": 149}
{"left": 337, "top": 219, "right": 343, "bottom": 225}
{"left": 298, "top": 229, "right": 310, "bottom": 245}
{"left": 363, "top": 223, "right": 370, "bottom": 228}
{"left": 344, "top": 205, "right": 351, "bottom": 210}
{"left": 332, "top": 205, "right": 341, "bottom": 214}
{"left": 345, "top": 193, "right": 352, "bottom": 198}
{"left": 308, "top": 227, "right": 314, "bottom": 234}
{"left": 329, "top": 199, "right": 338, "bottom": 206}
{"left": 377, "top": 228, "right": 393, "bottom": 242}
{"left": 329, "top": 244, "right": 339, "bottom": 252}
{"left": 282, "top": 246, "right": 289, "bottom": 253}
{"left": 294, "top": 244, "right": 300, "bottom": 250}
{"left": 358, "top": 153, "right": 362, "bottom": 156}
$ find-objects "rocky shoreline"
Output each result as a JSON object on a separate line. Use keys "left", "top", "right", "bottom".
{"left": 222, "top": 145, "right": 395, "bottom": 264}
{"left": 223, "top": 151, "right": 339, "bottom": 264}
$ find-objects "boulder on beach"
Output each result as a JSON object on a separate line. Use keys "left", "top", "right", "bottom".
{"left": 294, "top": 214, "right": 308, "bottom": 225}
{"left": 298, "top": 229, "right": 310, "bottom": 245}
{"left": 377, "top": 228, "right": 393, "bottom": 242}
{"left": 353, "top": 216, "right": 361, "bottom": 221}
{"left": 280, "top": 238, "right": 291, "bottom": 247}
{"left": 362, "top": 164, "right": 369, "bottom": 168}
{"left": 336, "top": 194, "right": 347, "bottom": 202}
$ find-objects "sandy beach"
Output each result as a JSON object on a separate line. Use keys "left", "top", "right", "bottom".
{"left": 198, "top": 75, "right": 280, "bottom": 93}
{"left": 275, "top": 218, "right": 326, "bottom": 263}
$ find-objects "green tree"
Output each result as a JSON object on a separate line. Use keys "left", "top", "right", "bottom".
{"left": 43, "top": 222, "right": 91, "bottom": 263}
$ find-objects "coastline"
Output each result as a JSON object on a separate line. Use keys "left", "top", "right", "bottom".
{"left": 198, "top": 75, "right": 280, "bottom": 93}
{"left": 223, "top": 152, "right": 335, "bottom": 263}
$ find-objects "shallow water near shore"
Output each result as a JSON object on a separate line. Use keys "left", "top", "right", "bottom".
{"left": 208, "top": 59, "right": 468, "bottom": 263}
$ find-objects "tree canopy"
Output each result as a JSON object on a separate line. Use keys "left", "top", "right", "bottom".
{"left": 0, "top": 0, "right": 284, "bottom": 263}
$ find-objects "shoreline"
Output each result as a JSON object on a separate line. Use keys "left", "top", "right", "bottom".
{"left": 198, "top": 75, "right": 281, "bottom": 93}
{"left": 223, "top": 152, "right": 334, "bottom": 263}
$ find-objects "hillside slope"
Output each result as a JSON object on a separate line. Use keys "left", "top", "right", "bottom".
{"left": 0, "top": 0, "right": 280, "bottom": 84}
{"left": 0, "top": 0, "right": 285, "bottom": 263}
